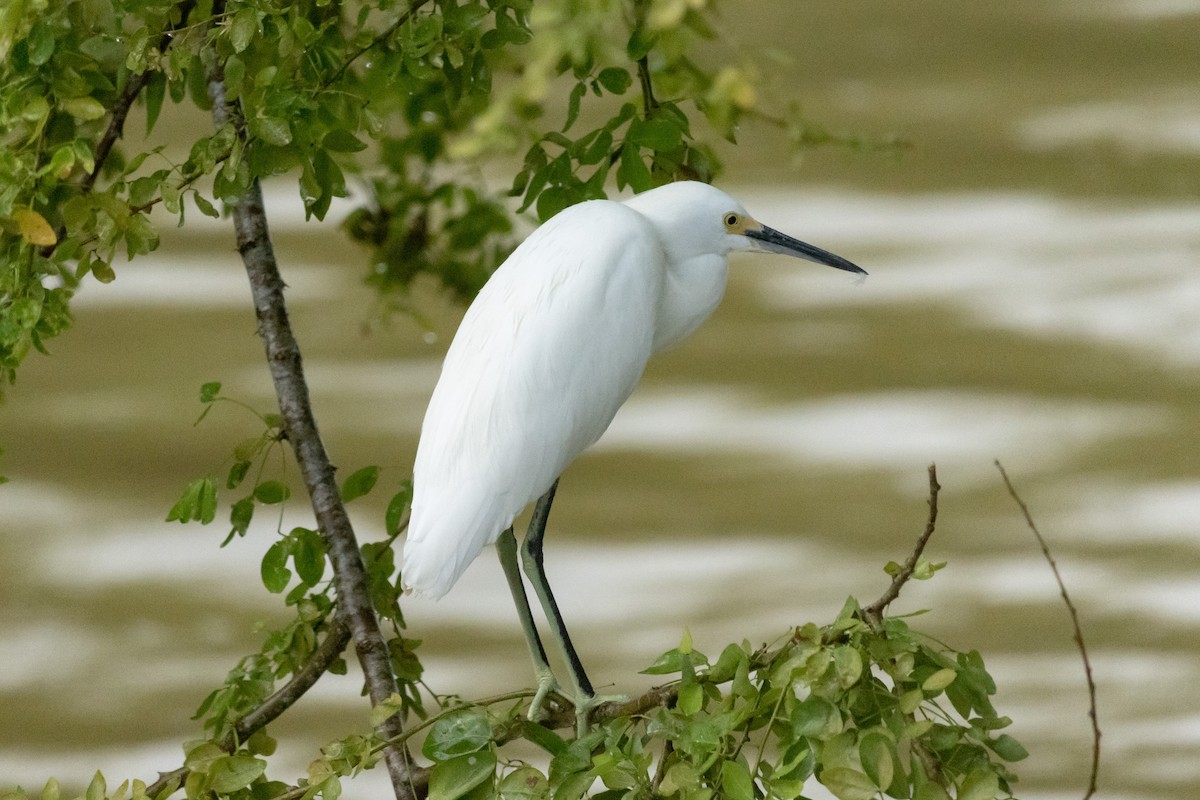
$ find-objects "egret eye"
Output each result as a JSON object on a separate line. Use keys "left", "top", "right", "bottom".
{"left": 724, "top": 213, "right": 739, "bottom": 228}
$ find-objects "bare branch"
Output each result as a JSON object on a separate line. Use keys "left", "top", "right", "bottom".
{"left": 862, "top": 463, "right": 941, "bottom": 626}
{"left": 995, "top": 460, "right": 1100, "bottom": 800}
{"left": 204, "top": 13, "right": 415, "bottom": 797}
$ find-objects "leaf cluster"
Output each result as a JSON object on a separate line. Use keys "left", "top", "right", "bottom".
{"left": 164, "top": 383, "right": 425, "bottom": 743}
{"left": 413, "top": 598, "right": 1025, "bottom": 800}
{"left": 0, "top": 0, "right": 829, "bottom": 394}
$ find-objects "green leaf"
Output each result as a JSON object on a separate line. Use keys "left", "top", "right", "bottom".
{"left": 791, "top": 695, "right": 835, "bottom": 738}
{"left": 193, "top": 192, "right": 220, "bottom": 219}
{"left": 819, "top": 767, "right": 876, "bottom": 800}
{"left": 198, "top": 477, "right": 217, "bottom": 524}
{"left": 922, "top": 667, "right": 957, "bottom": 693}
{"left": 369, "top": 693, "right": 406, "bottom": 727}
{"left": 166, "top": 478, "right": 214, "bottom": 523}
{"left": 563, "top": 82, "right": 585, "bottom": 132}
{"left": 62, "top": 97, "right": 106, "bottom": 121}
{"left": 677, "top": 681, "right": 703, "bottom": 715}
{"left": 719, "top": 760, "right": 753, "bottom": 800}
{"left": 261, "top": 540, "right": 291, "bottom": 593}
{"left": 26, "top": 22, "right": 55, "bottom": 65}
{"left": 292, "top": 527, "right": 326, "bottom": 585}
{"left": 989, "top": 733, "right": 1028, "bottom": 762}
{"left": 832, "top": 645, "right": 863, "bottom": 688}
{"left": 626, "top": 27, "right": 656, "bottom": 60}
{"left": 427, "top": 751, "right": 496, "bottom": 800}
{"left": 596, "top": 67, "right": 631, "bottom": 95}
{"left": 145, "top": 72, "right": 166, "bottom": 134}
{"left": 227, "top": 461, "right": 251, "bottom": 490}
{"left": 519, "top": 720, "right": 567, "bottom": 756}
{"left": 899, "top": 688, "right": 923, "bottom": 714}
{"left": 91, "top": 260, "right": 117, "bottom": 284}
{"left": 385, "top": 484, "right": 413, "bottom": 535}
{"left": 423, "top": 710, "right": 492, "bottom": 761}
{"left": 254, "top": 480, "right": 290, "bottom": 504}
{"left": 199, "top": 381, "right": 222, "bottom": 402}
{"left": 85, "top": 772, "right": 105, "bottom": 800}
{"left": 617, "top": 145, "right": 652, "bottom": 193}
{"left": 640, "top": 646, "right": 691, "bottom": 675}
{"left": 342, "top": 465, "right": 381, "bottom": 502}
{"left": 858, "top": 732, "right": 894, "bottom": 792}
{"left": 535, "top": 185, "right": 573, "bottom": 222}
{"left": 627, "top": 117, "right": 683, "bottom": 151}
{"left": 957, "top": 770, "right": 1000, "bottom": 800}
{"left": 914, "top": 785, "right": 951, "bottom": 800}
{"left": 229, "top": 8, "right": 258, "bottom": 53}
{"left": 496, "top": 767, "right": 547, "bottom": 799}
{"left": 323, "top": 129, "right": 368, "bottom": 153}
{"left": 229, "top": 496, "right": 254, "bottom": 537}
{"left": 208, "top": 755, "right": 265, "bottom": 793}
{"left": 251, "top": 115, "right": 292, "bottom": 147}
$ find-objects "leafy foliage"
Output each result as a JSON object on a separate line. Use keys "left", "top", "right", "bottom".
{"left": 400, "top": 599, "right": 1025, "bottom": 800}
{"left": 0, "top": 0, "right": 835, "bottom": 394}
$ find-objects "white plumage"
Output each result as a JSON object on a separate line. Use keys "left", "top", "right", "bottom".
{"left": 403, "top": 200, "right": 665, "bottom": 598}
{"left": 399, "top": 180, "right": 864, "bottom": 729}
{"left": 402, "top": 181, "right": 865, "bottom": 598}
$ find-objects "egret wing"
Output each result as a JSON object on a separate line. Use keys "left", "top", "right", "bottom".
{"left": 403, "top": 201, "right": 665, "bottom": 598}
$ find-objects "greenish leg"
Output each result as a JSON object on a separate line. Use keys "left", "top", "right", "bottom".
{"left": 496, "top": 527, "right": 560, "bottom": 721}
{"left": 521, "top": 479, "right": 625, "bottom": 737}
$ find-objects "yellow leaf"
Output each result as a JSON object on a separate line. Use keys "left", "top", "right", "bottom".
{"left": 13, "top": 208, "right": 56, "bottom": 246}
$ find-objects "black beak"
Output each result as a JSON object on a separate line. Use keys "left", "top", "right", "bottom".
{"left": 746, "top": 225, "right": 867, "bottom": 276}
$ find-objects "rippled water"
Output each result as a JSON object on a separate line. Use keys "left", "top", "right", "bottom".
{"left": 4, "top": 2, "right": 1200, "bottom": 798}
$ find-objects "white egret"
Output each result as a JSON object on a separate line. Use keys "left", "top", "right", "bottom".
{"left": 402, "top": 180, "right": 864, "bottom": 732}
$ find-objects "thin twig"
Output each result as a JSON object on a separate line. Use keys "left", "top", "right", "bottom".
{"left": 321, "top": 0, "right": 434, "bottom": 89}
{"left": 862, "top": 463, "right": 941, "bottom": 626}
{"left": 143, "top": 617, "right": 353, "bottom": 797}
{"left": 83, "top": 0, "right": 199, "bottom": 193}
{"left": 204, "top": 6, "right": 415, "bottom": 796}
{"left": 629, "top": 0, "right": 659, "bottom": 118}
{"left": 40, "top": 0, "right": 198, "bottom": 256}
{"left": 636, "top": 55, "right": 659, "bottom": 118}
{"left": 224, "top": 616, "right": 353, "bottom": 747}
{"left": 995, "top": 461, "right": 1100, "bottom": 800}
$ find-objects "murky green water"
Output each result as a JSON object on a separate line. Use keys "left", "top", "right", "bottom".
{"left": 4, "top": 2, "right": 1200, "bottom": 798}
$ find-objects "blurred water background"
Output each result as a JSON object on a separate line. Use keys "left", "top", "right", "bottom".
{"left": 3, "top": 1, "right": 1200, "bottom": 798}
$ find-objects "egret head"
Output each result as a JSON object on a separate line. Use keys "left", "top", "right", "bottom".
{"left": 623, "top": 181, "right": 866, "bottom": 276}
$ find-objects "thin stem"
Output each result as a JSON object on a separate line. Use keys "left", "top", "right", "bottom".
{"left": 629, "top": 0, "right": 659, "bottom": 118}
{"left": 995, "top": 460, "right": 1100, "bottom": 800}
{"left": 321, "top": 0, "right": 435, "bottom": 89}
{"left": 143, "top": 617, "right": 353, "bottom": 797}
{"left": 862, "top": 463, "right": 940, "bottom": 626}
{"left": 83, "top": 0, "right": 199, "bottom": 194}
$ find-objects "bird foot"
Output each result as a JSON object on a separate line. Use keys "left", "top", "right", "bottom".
{"left": 573, "top": 691, "right": 630, "bottom": 738}
{"left": 526, "top": 667, "right": 566, "bottom": 723}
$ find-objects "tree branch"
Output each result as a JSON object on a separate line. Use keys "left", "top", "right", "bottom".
{"left": 225, "top": 616, "right": 354, "bottom": 747}
{"left": 204, "top": 20, "right": 415, "bottom": 799}
{"left": 862, "top": 463, "right": 941, "bottom": 626}
{"left": 321, "top": 0, "right": 434, "bottom": 89}
{"left": 629, "top": 0, "right": 659, "bottom": 118}
{"left": 995, "top": 461, "right": 1100, "bottom": 800}
{"left": 40, "top": 0, "right": 197, "bottom": 256}
{"left": 82, "top": 0, "right": 199, "bottom": 194}
{"left": 144, "top": 613, "right": 355, "bottom": 796}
